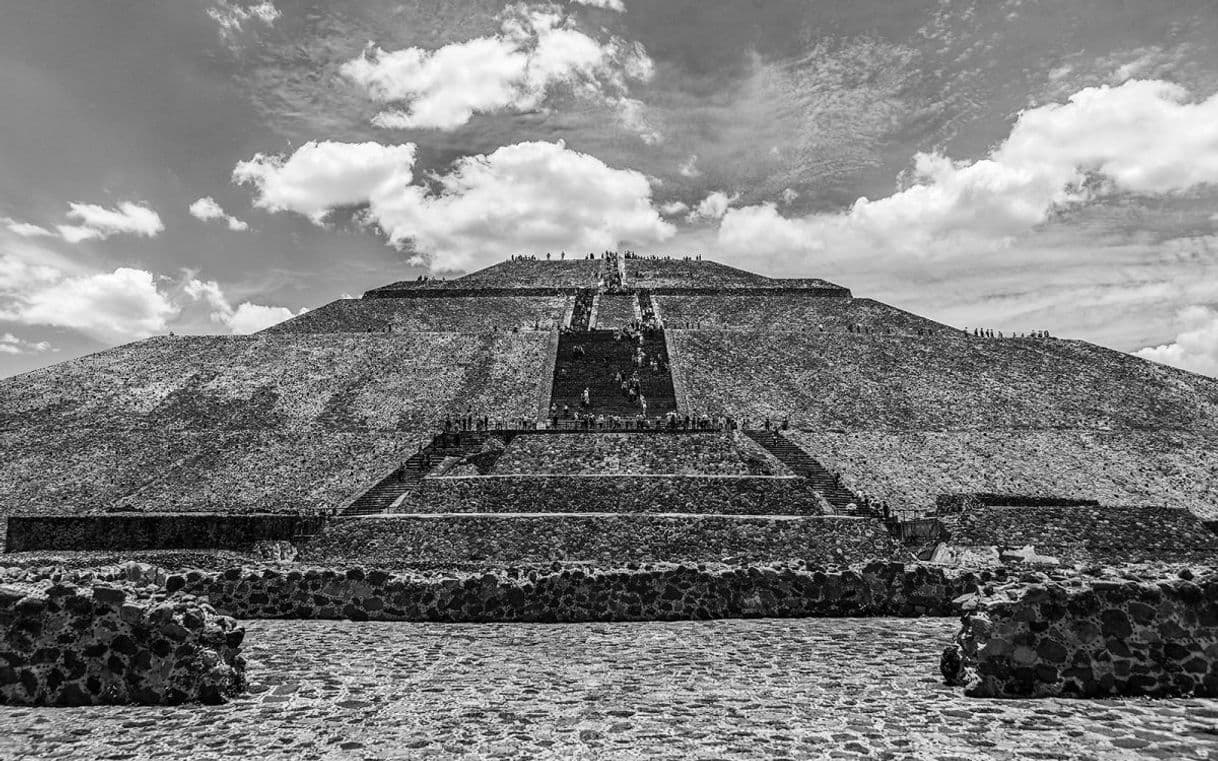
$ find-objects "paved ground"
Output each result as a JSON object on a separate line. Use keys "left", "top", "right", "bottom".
{"left": 2, "top": 618, "right": 1217, "bottom": 760}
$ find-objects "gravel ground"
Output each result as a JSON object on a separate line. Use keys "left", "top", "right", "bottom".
{"left": 2, "top": 618, "right": 1217, "bottom": 760}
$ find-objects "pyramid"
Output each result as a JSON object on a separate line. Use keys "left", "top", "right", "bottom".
{"left": 3, "top": 252, "right": 1217, "bottom": 565}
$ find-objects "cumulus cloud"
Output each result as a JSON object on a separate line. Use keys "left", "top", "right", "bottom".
{"left": 340, "top": 3, "right": 653, "bottom": 131}
{"left": 234, "top": 141, "right": 417, "bottom": 222}
{"left": 659, "top": 201, "right": 689, "bottom": 216}
{"left": 2, "top": 218, "right": 55, "bottom": 238}
{"left": 233, "top": 139, "right": 674, "bottom": 272}
{"left": 1136, "top": 305, "right": 1218, "bottom": 378}
{"left": 184, "top": 278, "right": 303, "bottom": 334}
{"left": 781, "top": 188, "right": 799, "bottom": 205}
{"left": 207, "top": 1, "right": 280, "bottom": 41}
{"left": 0, "top": 229, "right": 297, "bottom": 342}
{"left": 678, "top": 154, "right": 700, "bottom": 178}
{"left": 716, "top": 79, "right": 1218, "bottom": 269}
{"left": 569, "top": 0, "right": 625, "bottom": 11}
{"left": 0, "top": 267, "right": 178, "bottom": 341}
{"left": 56, "top": 202, "right": 164, "bottom": 244}
{"left": 0, "top": 333, "right": 53, "bottom": 356}
{"left": 687, "top": 191, "right": 739, "bottom": 222}
{"left": 188, "top": 196, "right": 249, "bottom": 231}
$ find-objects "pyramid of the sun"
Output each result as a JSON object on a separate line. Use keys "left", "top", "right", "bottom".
{"left": 3, "top": 254, "right": 1217, "bottom": 564}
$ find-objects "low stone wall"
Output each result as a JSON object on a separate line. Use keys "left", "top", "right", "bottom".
{"left": 175, "top": 560, "right": 989, "bottom": 621}
{"left": 941, "top": 571, "right": 1218, "bottom": 698}
{"left": 943, "top": 505, "right": 1218, "bottom": 564}
{"left": 304, "top": 515, "right": 896, "bottom": 564}
{"left": 397, "top": 475, "right": 819, "bottom": 515}
{"left": 0, "top": 581, "right": 245, "bottom": 705}
{"left": 5, "top": 514, "right": 321, "bottom": 553}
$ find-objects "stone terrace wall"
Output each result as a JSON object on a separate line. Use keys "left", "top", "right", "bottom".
{"left": 303, "top": 515, "right": 897, "bottom": 564}
{"left": 942, "top": 571, "right": 1218, "bottom": 697}
{"left": 786, "top": 430, "right": 1218, "bottom": 519}
{"left": 0, "top": 581, "right": 244, "bottom": 705}
{"left": 395, "top": 475, "right": 820, "bottom": 515}
{"left": 177, "top": 560, "right": 984, "bottom": 622}
{"left": 657, "top": 296, "right": 945, "bottom": 334}
{"left": 0, "top": 332, "right": 549, "bottom": 517}
{"left": 946, "top": 505, "right": 1218, "bottom": 564}
{"left": 264, "top": 297, "right": 570, "bottom": 334}
{"left": 488, "top": 432, "right": 791, "bottom": 476}
{"left": 668, "top": 330, "right": 1218, "bottom": 432}
{"left": 5, "top": 514, "right": 320, "bottom": 553}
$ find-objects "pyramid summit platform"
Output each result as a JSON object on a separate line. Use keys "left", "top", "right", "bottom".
{"left": 2, "top": 251, "right": 1218, "bottom": 567}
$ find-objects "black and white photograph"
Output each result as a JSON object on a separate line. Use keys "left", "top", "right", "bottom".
{"left": 2, "top": 0, "right": 1218, "bottom": 758}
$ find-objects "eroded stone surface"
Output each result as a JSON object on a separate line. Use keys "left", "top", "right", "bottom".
{"left": 943, "top": 571, "right": 1218, "bottom": 698}
{"left": 2, "top": 618, "right": 1216, "bottom": 759}
{"left": 0, "top": 581, "right": 245, "bottom": 706}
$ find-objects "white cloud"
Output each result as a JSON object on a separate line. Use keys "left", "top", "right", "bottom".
{"left": 340, "top": 4, "right": 653, "bottom": 131}
{"left": 2, "top": 218, "right": 55, "bottom": 238}
{"left": 687, "top": 191, "right": 739, "bottom": 222}
{"left": 716, "top": 79, "right": 1218, "bottom": 270}
{"left": 0, "top": 333, "right": 53, "bottom": 355}
{"left": 207, "top": 1, "right": 280, "bottom": 41}
{"left": 0, "top": 267, "right": 178, "bottom": 341}
{"left": 660, "top": 201, "right": 689, "bottom": 216}
{"left": 678, "top": 154, "right": 700, "bottom": 178}
{"left": 183, "top": 278, "right": 302, "bottom": 334}
{"left": 1136, "top": 305, "right": 1218, "bottom": 378}
{"left": 781, "top": 188, "right": 799, "bottom": 205}
{"left": 234, "top": 141, "right": 417, "bottom": 223}
{"left": 233, "top": 139, "right": 674, "bottom": 272}
{"left": 569, "top": 0, "right": 625, "bottom": 11}
{"left": 56, "top": 202, "right": 164, "bottom": 244}
{"left": 188, "top": 196, "right": 249, "bottom": 231}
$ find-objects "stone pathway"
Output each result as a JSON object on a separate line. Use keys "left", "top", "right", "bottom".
{"left": 2, "top": 618, "right": 1217, "bottom": 759}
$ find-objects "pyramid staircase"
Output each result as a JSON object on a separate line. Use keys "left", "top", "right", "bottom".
{"left": 344, "top": 431, "right": 504, "bottom": 516}
{"left": 744, "top": 430, "right": 877, "bottom": 516}
{"left": 550, "top": 331, "right": 677, "bottom": 419}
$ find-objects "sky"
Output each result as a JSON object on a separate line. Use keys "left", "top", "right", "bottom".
{"left": 3, "top": 0, "right": 1218, "bottom": 377}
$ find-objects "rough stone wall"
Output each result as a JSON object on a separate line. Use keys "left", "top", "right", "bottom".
{"left": 669, "top": 330, "right": 1218, "bottom": 432}
{"left": 263, "top": 296, "right": 571, "bottom": 334}
{"left": 304, "top": 515, "right": 896, "bottom": 563}
{"left": 0, "top": 581, "right": 245, "bottom": 705}
{"left": 941, "top": 572, "right": 1218, "bottom": 698}
{"left": 174, "top": 561, "right": 989, "bottom": 622}
{"left": 945, "top": 505, "right": 1218, "bottom": 564}
{"left": 0, "top": 331, "right": 550, "bottom": 518}
{"left": 395, "top": 475, "right": 819, "bottom": 515}
{"left": 488, "top": 432, "right": 790, "bottom": 476}
{"left": 789, "top": 429, "right": 1218, "bottom": 519}
{"left": 5, "top": 514, "right": 320, "bottom": 553}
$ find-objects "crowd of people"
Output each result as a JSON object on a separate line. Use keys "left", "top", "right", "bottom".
{"left": 965, "top": 327, "right": 1054, "bottom": 339}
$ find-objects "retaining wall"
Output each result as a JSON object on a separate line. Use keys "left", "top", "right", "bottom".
{"left": 5, "top": 514, "right": 321, "bottom": 553}
{"left": 303, "top": 514, "right": 897, "bottom": 564}
{"left": 396, "top": 475, "right": 820, "bottom": 515}
{"left": 174, "top": 560, "right": 989, "bottom": 621}
{"left": 943, "top": 505, "right": 1218, "bottom": 564}
{"left": 0, "top": 581, "right": 245, "bottom": 705}
{"left": 941, "top": 572, "right": 1218, "bottom": 697}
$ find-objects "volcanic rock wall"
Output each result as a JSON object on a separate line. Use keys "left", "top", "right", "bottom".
{"left": 303, "top": 514, "right": 896, "bottom": 563}
{"left": 941, "top": 572, "right": 1218, "bottom": 697}
{"left": 176, "top": 561, "right": 989, "bottom": 622}
{"left": 0, "top": 581, "right": 245, "bottom": 705}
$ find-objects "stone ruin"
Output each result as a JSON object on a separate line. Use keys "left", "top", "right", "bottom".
{"left": 1, "top": 252, "right": 1216, "bottom": 703}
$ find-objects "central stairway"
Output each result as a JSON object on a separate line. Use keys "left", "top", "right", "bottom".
{"left": 549, "top": 330, "right": 677, "bottom": 419}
